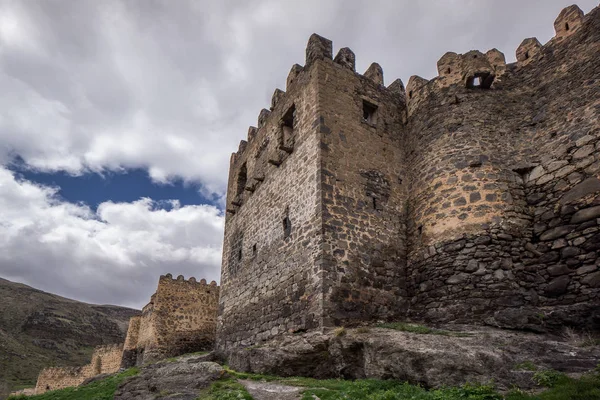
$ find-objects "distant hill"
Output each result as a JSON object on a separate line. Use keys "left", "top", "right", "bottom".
{"left": 0, "top": 277, "right": 139, "bottom": 394}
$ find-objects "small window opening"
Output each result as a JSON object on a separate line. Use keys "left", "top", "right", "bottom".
{"left": 362, "top": 100, "right": 378, "bottom": 124}
{"left": 417, "top": 225, "right": 423, "bottom": 235}
{"left": 525, "top": 51, "right": 530, "bottom": 59}
{"left": 408, "top": 90, "right": 413, "bottom": 99}
{"left": 473, "top": 76, "right": 481, "bottom": 87}
{"left": 237, "top": 248, "right": 242, "bottom": 261}
{"left": 252, "top": 244, "right": 257, "bottom": 256}
{"left": 283, "top": 216, "right": 292, "bottom": 239}
{"left": 473, "top": 54, "right": 478, "bottom": 59}
{"left": 281, "top": 105, "right": 295, "bottom": 153}
{"left": 565, "top": 22, "right": 570, "bottom": 31}
{"left": 372, "top": 197, "right": 377, "bottom": 210}
{"left": 446, "top": 67, "right": 451, "bottom": 74}
{"left": 236, "top": 163, "right": 247, "bottom": 196}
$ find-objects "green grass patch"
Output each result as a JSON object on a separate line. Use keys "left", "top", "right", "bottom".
{"left": 507, "top": 373, "right": 600, "bottom": 400}
{"left": 224, "top": 368, "right": 600, "bottom": 400}
{"left": 300, "top": 380, "right": 502, "bottom": 400}
{"left": 197, "top": 378, "right": 253, "bottom": 400}
{"left": 7, "top": 368, "right": 139, "bottom": 400}
{"left": 376, "top": 322, "right": 470, "bottom": 337}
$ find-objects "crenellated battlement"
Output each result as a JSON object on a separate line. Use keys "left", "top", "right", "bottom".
{"left": 219, "top": 3, "right": 600, "bottom": 350}
{"left": 225, "top": 33, "right": 409, "bottom": 217}
{"left": 159, "top": 273, "right": 218, "bottom": 287}
{"left": 121, "top": 275, "right": 220, "bottom": 368}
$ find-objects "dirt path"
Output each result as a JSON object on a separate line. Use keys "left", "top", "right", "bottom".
{"left": 239, "top": 379, "right": 305, "bottom": 400}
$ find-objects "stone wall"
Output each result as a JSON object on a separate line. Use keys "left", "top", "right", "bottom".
{"left": 217, "top": 43, "right": 324, "bottom": 350}
{"left": 34, "top": 344, "right": 123, "bottom": 395}
{"left": 402, "top": 3, "right": 600, "bottom": 330}
{"left": 122, "top": 275, "right": 219, "bottom": 366}
{"left": 316, "top": 50, "right": 408, "bottom": 326}
{"left": 218, "top": 3, "right": 600, "bottom": 351}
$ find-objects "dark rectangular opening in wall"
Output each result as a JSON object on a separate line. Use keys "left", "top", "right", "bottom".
{"left": 236, "top": 163, "right": 247, "bottom": 196}
{"left": 372, "top": 197, "right": 377, "bottom": 210}
{"left": 283, "top": 216, "right": 292, "bottom": 239}
{"left": 252, "top": 244, "right": 257, "bottom": 256}
{"left": 281, "top": 104, "right": 295, "bottom": 153}
{"left": 238, "top": 248, "right": 242, "bottom": 261}
{"left": 362, "top": 100, "right": 377, "bottom": 124}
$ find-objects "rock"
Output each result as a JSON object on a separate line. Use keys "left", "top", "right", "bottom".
{"left": 465, "top": 260, "right": 479, "bottom": 272}
{"left": 526, "top": 193, "right": 545, "bottom": 205}
{"left": 570, "top": 206, "right": 600, "bottom": 224}
{"left": 539, "top": 251, "right": 560, "bottom": 263}
{"left": 548, "top": 264, "right": 570, "bottom": 276}
{"left": 240, "top": 380, "right": 302, "bottom": 400}
{"left": 446, "top": 273, "right": 469, "bottom": 284}
{"left": 581, "top": 272, "right": 600, "bottom": 288}
{"left": 525, "top": 242, "right": 543, "bottom": 256}
{"left": 576, "top": 265, "right": 598, "bottom": 275}
{"left": 114, "top": 354, "right": 222, "bottom": 400}
{"left": 225, "top": 326, "right": 600, "bottom": 391}
{"left": 539, "top": 226, "right": 573, "bottom": 241}
{"left": 545, "top": 276, "right": 571, "bottom": 297}
{"left": 560, "top": 177, "right": 600, "bottom": 204}
{"left": 560, "top": 247, "right": 580, "bottom": 258}
{"left": 528, "top": 165, "right": 545, "bottom": 181}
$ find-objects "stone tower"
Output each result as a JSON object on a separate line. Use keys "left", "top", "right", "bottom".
{"left": 217, "top": 4, "right": 600, "bottom": 351}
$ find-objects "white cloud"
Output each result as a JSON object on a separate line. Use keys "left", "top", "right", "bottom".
{"left": 0, "top": 0, "right": 598, "bottom": 308}
{"left": 0, "top": 166, "right": 223, "bottom": 308}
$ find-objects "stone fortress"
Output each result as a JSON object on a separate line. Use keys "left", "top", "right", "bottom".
{"left": 34, "top": 344, "right": 123, "bottom": 394}
{"left": 217, "top": 4, "right": 600, "bottom": 350}
{"left": 22, "top": 275, "right": 219, "bottom": 396}
{"left": 121, "top": 274, "right": 220, "bottom": 368}
{"left": 13, "top": 3, "right": 600, "bottom": 396}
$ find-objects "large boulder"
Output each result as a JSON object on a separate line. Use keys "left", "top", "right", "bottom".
{"left": 114, "top": 353, "right": 223, "bottom": 400}
{"left": 225, "top": 325, "right": 600, "bottom": 390}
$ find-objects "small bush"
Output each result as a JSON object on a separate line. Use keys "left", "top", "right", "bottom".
{"left": 532, "top": 369, "right": 565, "bottom": 387}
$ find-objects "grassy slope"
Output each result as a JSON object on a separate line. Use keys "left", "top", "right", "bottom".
{"left": 0, "top": 278, "right": 139, "bottom": 392}
{"left": 6, "top": 365, "right": 599, "bottom": 400}
{"left": 7, "top": 368, "right": 139, "bottom": 400}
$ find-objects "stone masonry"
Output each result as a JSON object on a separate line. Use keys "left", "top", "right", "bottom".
{"left": 121, "top": 274, "right": 219, "bottom": 367}
{"left": 34, "top": 344, "right": 123, "bottom": 395}
{"left": 217, "top": 4, "right": 600, "bottom": 350}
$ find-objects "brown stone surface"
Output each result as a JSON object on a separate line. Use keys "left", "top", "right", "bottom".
{"left": 122, "top": 275, "right": 219, "bottom": 367}
{"left": 218, "top": 3, "right": 600, "bottom": 351}
{"left": 34, "top": 344, "right": 123, "bottom": 394}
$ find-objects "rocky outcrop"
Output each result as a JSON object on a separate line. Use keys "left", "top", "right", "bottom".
{"left": 114, "top": 353, "right": 223, "bottom": 400}
{"left": 224, "top": 326, "right": 600, "bottom": 390}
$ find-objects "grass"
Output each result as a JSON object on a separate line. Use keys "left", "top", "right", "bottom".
{"left": 507, "top": 372, "right": 600, "bottom": 400}
{"left": 9, "top": 363, "right": 600, "bottom": 400}
{"left": 222, "top": 367, "right": 600, "bottom": 400}
{"left": 376, "top": 322, "right": 471, "bottom": 337}
{"left": 7, "top": 368, "right": 139, "bottom": 400}
{"left": 197, "top": 378, "right": 253, "bottom": 400}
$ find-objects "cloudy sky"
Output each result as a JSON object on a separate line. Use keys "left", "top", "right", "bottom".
{"left": 0, "top": 0, "right": 597, "bottom": 309}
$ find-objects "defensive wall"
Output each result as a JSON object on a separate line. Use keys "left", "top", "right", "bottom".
{"left": 121, "top": 274, "right": 219, "bottom": 367}
{"left": 34, "top": 344, "right": 122, "bottom": 395}
{"left": 217, "top": 4, "right": 600, "bottom": 350}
